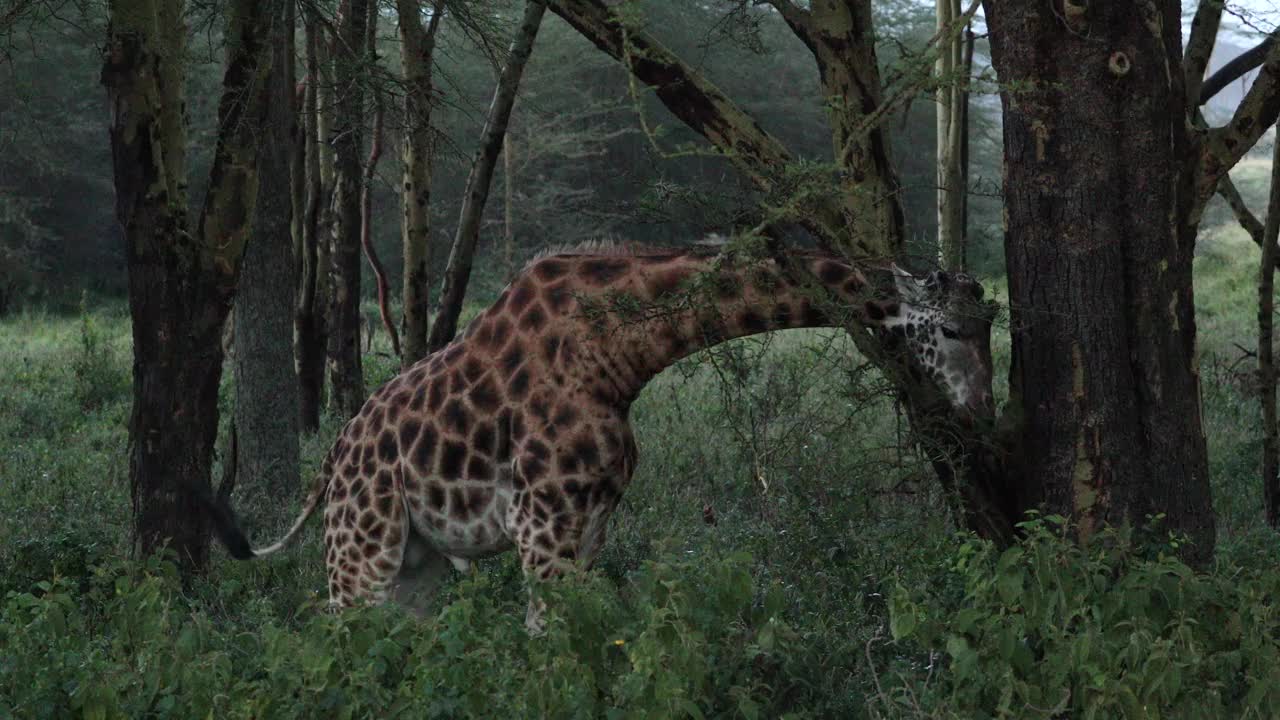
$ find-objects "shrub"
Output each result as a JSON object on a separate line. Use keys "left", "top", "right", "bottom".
{"left": 878, "top": 517, "right": 1280, "bottom": 719}
{"left": 2, "top": 525, "right": 113, "bottom": 597}
{"left": 0, "top": 551, "right": 814, "bottom": 719}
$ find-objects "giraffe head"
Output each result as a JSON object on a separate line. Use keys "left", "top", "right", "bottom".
{"left": 866, "top": 265, "right": 996, "bottom": 417}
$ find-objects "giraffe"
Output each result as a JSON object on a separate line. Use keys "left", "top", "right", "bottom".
{"left": 207, "top": 243, "right": 996, "bottom": 632}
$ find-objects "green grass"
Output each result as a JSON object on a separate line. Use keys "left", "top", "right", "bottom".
{"left": 2, "top": 240, "right": 1280, "bottom": 718}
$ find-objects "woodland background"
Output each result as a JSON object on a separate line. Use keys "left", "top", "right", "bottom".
{"left": 5, "top": 0, "right": 1280, "bottom": 718}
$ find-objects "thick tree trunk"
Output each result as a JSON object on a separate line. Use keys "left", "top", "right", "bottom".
{"left": 104, "top": 0, "right": 277, "bottom": 573}
{"left": 985, "top": 1, "right": 1215, "bottom": 558}
{"left": 234, "top": 0, "right": 300, "bottom": 512}
{"left": 427, "top": 0, "right": 545, "bottom": 351}
{"left": 397, "top": 0, "right": 443, "bottom": 367}
{"left": 296, "top": 14, "right": 327, "bottom": 431}
{"left": 327, "top": 0, "right": 370, "bottom": 418}
{"left": 289, "top": 1, "right": 305, "bottom": 288}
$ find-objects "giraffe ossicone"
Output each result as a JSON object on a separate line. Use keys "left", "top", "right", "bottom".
{"left": 207, "top": 243, "right": 996, "bottom": 633}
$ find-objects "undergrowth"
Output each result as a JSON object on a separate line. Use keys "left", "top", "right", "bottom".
{"left": 2, "top": 236, "right": 1280, "bottom": 718}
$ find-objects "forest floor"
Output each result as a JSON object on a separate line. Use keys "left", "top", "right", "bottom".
{"left": 3, "top": 219, "right": 1280, "bottom": 717}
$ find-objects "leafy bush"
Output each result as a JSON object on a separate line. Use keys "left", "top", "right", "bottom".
{"left": 2, "top": 525, "right": 114, "bottom": 597}
{"left": 0, "top": 551, "right": 813, "bottom": 719}
{"left": 879, "top": 517, "right": 1280, "bottom": 719}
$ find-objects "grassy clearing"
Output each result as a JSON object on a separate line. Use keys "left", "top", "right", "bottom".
{"left": 2, "top": 241, "right": 1280, "bottom": 717}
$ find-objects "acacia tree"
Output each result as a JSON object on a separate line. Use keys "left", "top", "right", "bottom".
{"left": 935, "top": 0, "right": 971, "bottom": 271}
{"left": 397, "top": 0, "right": 444, "bottom": 367}
{"left": 546, "top": 0, "right": 1010, "bottom": 539}
{"left": 233, "top": 0, "right": 300, "bottom": 508}
{"left": 983, "top": 0, "right": 1280, "bottom": 559}
{"left": 546, "top": 0, "right": 1280, "bottom": 557}
{"left": 428, "top": 0, "right": 547, "bottom": 351}
{"left": 296, "top": 8, "right": 332, "bottom": 432}
{"left": 327, "top": 0, "right": 370, "bottom": 419}
{"left": 102, "top": 0, "right": 281, "bottom": 572}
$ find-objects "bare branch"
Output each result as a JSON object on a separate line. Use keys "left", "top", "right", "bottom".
{"left": 1197, "top": 38, "right": 1280, "bottom": 210}
{"left": 1199, "top": 32, "right": 1277, "bottom": 106}
{"left": 546, "top": 0, "right": 793, "bottom": 191}
{"left": 1217, "top": 173, "right": 1267, "bottom": 244}
{"left": 1185, "top": 0, "right": 1225, "bottom": 110}
{"left": 428, "top": 0, "right": 546, "bottom": 351}
{"left": 764, "top": 0, "right": 814, "bottom": 53}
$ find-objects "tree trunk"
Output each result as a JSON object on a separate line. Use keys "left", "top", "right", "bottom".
{"left": 327, "top": 0, "right": 370, "bottom": 418}
{"left": 958, "top": 26, "right": 974, "bottom": 241}
{"left": 427, "top": 0, "right": 546, "bottom": 352}
{"left": 289, "top": 2, "right": 305, "bottom": 291}
{"left": 397, "top": 0, "right": 443, "bottom": 367}
{"left": 1261, "top": 125, "right": 1280, "bottom": 528}
{"left": 503, "top": 130, "right": 515, "bottom": 278}
{"left": 985, "top": 1, "right": 1214, "bottom": 558}
{"left": 296, "top": 13, "right": 327, "bottom": 432}
{"left": 104, "top": 0, "right": 278, "bottom": 573}
{"left": 234, "top": 0, "right": 300, "bottom": 513}
{"left": 935, "top": 0, "right": 960, "bottom": 270}
{"left": 360, "top": 5, "right": 401, "bottom": 360}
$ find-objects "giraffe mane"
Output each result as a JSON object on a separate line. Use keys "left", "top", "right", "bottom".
{"left": 524, "top": 238, "right": 722, "bottom": 269}
{"left": 523, "top": 236, "right": 856, "bottom": 275}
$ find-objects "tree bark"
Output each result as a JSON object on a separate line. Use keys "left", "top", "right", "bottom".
{"left": 397, "top": 0, "right": 443, "bottom": 367}
{"left": 327, "top": 0, "right": 370, "bottom": 418}
{"left": 958, "top": 27, "right": 973, "bottom": 241}
{"left": 360, "top": 4, "right": 401, "bottom": 360}
{"left": 1261, "top": 125, "right": 1280, "bottom": 528}
{"left": 503, "top": 130, "right": 515, "bottom": 278}
{"left": 427, "top": 0, "right": 545, "bottom": 351}
{"left": 935, "top": 0, "right": 965, "bottom": 271}
{"left": 985, "top": 0, "right": 1214, "bottom": 558}
{"left": 234, "top": 0, "right": 300, "bottom": 513}
{"left": 296, "top": 12, "right": 327, "bottom": 432}
{"left": 103, "top": 0, "right": 278, "bottom": 573}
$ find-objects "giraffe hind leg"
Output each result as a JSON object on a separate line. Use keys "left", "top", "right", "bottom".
{"left": 391, "top": 530, "right": 453, "bottom": 617}
{"left": 324, "top": 476, "right": 411, "bottom": 609}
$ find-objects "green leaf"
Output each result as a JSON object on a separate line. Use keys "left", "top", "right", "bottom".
{"left": 674, "top": 697, "right": 706, "bottom": 719}
{"left": 889, "top": 607, "right": 917, "bottom": 641}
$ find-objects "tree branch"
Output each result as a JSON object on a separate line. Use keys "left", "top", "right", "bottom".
{"left": 428, "top": 0, "right": 546, "bottom": 351}
{"left": 1215, "top": 172, "right": 1280, "bottom": 272}
{"left": 1185, "top": 0, "right": 1225, "bottom": 110}
{"left": 546, "top": 0, "right": 794, "bottom": 191}
{"left": 1199, "top": 32, "right": 1277, "bottom": 106}
{"left": 195, "top": 0, "right": 277, "bottom": 287}
{"left": 1197, "top": 36, "right": 1280, "bottom": 212}
{"left": 765, "top": 0, "right": 814, "bottom": 54}
{"left": 1217, "top": 173, "right": 1265, "bottom": 242}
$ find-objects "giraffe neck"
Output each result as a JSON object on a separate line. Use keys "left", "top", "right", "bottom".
{"left": 572, "top": 251, "right": 878, "bottom": 407}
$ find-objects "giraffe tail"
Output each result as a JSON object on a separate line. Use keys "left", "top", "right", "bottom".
{"left": 203, "top": 463, "right": 331, "bottom": 560}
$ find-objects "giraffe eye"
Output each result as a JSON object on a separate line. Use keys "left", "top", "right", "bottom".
{"left": 940, "top": 326, "right": 959, "bottom": 340}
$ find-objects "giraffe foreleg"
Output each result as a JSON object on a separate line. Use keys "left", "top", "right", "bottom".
{"left": 510, "top": 475, "right": 622, "bottom": 634}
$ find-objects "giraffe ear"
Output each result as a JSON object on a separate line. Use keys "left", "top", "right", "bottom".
{"left": 891, "top": 263, "right": 925, "bottom": 303}
{"left": 925, "top": 270, "right": 949, "bottom": 294}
